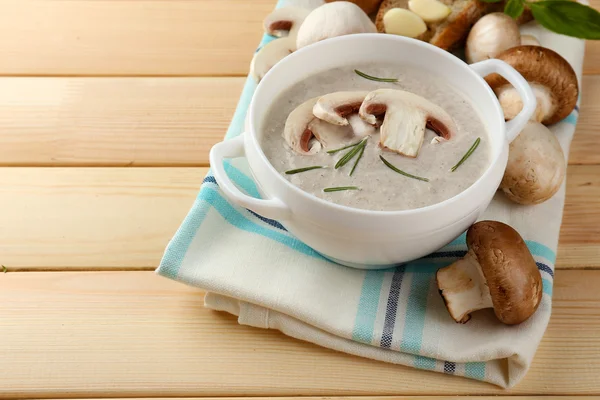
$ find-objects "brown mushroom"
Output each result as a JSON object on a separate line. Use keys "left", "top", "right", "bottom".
{"left": 436, "top": 221, "right": 543, "bottom": 325}
{"left": 359, "top": 89, "right": 457, "bottom": 157}
{"left": 485, "top": 46, "right": 579, "bottom": 125}
{"left": 500, "top": 121, "right": 566, "bottom": 205}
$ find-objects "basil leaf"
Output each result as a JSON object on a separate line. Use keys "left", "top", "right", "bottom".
{"left": 504, "top": 0, "right": 525, "bottom": 18}
{"left": 530, "top": 1, "right": 600, "bottom": 40}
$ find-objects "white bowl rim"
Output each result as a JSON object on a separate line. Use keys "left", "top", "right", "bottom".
{"left": 247, "top": 33, "right": 506, "bottom": 218}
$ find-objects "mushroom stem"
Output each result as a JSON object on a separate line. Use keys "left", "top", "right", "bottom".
{"left": 495, "top": 83, "right": 555, "bottom": 123}
{"left": 437, "top": 250, "right": 493, "bottom": 323}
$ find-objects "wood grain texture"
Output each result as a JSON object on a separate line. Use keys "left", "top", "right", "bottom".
{"left": 0, "top": 166, "right": 596, "bottom": 270}
{"left": 0, "top": 0, "right": 274, "bottom": 77}
{"left": 39, "top": 398, "right": 600, "bottom": 400}
{"left": 0, "top": 1, "right": 597, "bottom": 77}
{"left": 0, "top": 75, "right": 597, "bottom": 167}
{"left": 0, "top": 270, "right": 598, "bottom": 397}
{"left": 0, "top": 77, "right": 245, "bottom": 166}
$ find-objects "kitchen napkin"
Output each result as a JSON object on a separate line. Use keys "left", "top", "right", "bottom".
{"left": 157, "top": 0, "right": 586, "bottom": 388}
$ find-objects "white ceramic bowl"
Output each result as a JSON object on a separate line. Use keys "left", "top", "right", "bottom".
{"left": 210, "top": 34, "right": 536, "bottom": 269}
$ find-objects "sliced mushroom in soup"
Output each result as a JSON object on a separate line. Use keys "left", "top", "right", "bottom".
{"left": 260, "top": 63, "right": 491, "bottom": 211}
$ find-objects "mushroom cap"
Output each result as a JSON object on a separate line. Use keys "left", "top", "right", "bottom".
{"left": 465, "top": 13, "right": 521, "bottom": 64}
{"left": 500, "top": 121, "right": 566, "bottom": 205}
{"left": 296, "top": 2, "right": 377, "bottom": 50}
{"left": 466, "top": 220, "right": 543, "bottom": 325}
{"left": 325, "top": 0, "right": 384, "bottom": 15}
{"left": 263, "top": 7, "right": 310, "bottom": 37}
{"left": 359, "top": 88, "right": 457, "bottom": 157}
{"left": 313, "top": 91, "right": 369, "bottom": 125}
{"left": 283, "top": 96, "right": 353, "bottom": 154}
{"left": 250, "top": 37, "right": 296, "bottom": 82}
{"left": 485, "top": 46, "right": 579, "bottom": 125}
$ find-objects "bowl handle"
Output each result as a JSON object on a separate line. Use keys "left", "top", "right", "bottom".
{"left": 470, "top": 59, "right": 536, "bottom": 143}
{"left": 209, "top": 134, "right": 291, "bottom": 221}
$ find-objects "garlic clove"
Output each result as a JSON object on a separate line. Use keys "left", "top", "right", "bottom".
{"left": 408, "top": 0, "right": 451, "bottom": 23}
{"left": 383, "top": 8, "right": 427, "bottom": 38}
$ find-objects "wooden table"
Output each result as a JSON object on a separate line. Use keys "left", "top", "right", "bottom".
{"left": 0, "top": 1, "right": 599, "bottom": 398}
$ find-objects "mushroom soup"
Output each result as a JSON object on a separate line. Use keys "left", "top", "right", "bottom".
{"left": 259, "top": 63, "right": 491, "bottom": 211}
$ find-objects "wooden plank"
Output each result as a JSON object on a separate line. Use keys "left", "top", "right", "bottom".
{"left": 0, "top": 270, "right": 598, "bottom": 397}
{"left": 0, "top": 75, "right": 597, "bottom": 167}
{"left": 569, "top": 74, "right": 600, "bottom": 165}
{"left": 0, "top": 1, "right": 597, "bottom": 77}
{"left": 0, "top": 166, "right": 597, "bottom": 270}
{"left": 585, "top": 40, "right": 600, "bottom": 75}
{"left": 0, "top": 77, "right": 245, "bottom": 167}
{"left": 0, "top": 0, "right": 274, "bottom": 77}
{"left": 43, "top": 398, "right": 600, "bottom": 400}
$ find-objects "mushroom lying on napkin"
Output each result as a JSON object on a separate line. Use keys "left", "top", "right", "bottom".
{"left": 485, "top": 46, "right": 579, "bottom": 126}
{"left": 500, "top": 121, "right": 566, "bottom": 205}
{"left": 250, "top": 7, "right": 309, "bottom": 82}
{"left": 436, "top": 221, "right": 543, "bottom": 325}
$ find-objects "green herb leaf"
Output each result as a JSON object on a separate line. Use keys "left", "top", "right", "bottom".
{"left": 1, "top": 265, "right": 7, "bottom": 273}
{"left": 335, "top": 137, "right": 368, "bottom": 169}
{"left": 504, "top": 0, "right": 525, "bottom": 18}
{"left": 285, "top": 165, "right": 326, "bottom": 175}
{"left": 379, "top": 155, "right": 429, "bottom": 182}
{"left": 354, "top": 69, "right": 398, "bottom": 83}
{"left": 349, "top": 142, "right": 366, "bottom": 176}
{"left": 327, "top": 139, "right": 363, "bottom": 154}
{"left": 323, "top": 186, "right": 360, "bottom": 192}
{"left": 529, "top": 1, "right": 600, "bottom": 40}
{"left": 451, "top": 137, "right": 481, "bottom": 172}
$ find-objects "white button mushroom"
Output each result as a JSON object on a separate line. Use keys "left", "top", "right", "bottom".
{"left": 263, "top": 7, "right": 310, "bottom": 37}
{"left": 358, "top": 89, "right": 457, "bottom": 157}
{"left": 283, "top": 96, "right": 351, "bottom": 155}
{"left": 250, "top": 7, "right": 310, "bottom": 82}
{"left": 465, "top": 13, "right": 521, "bottom": 64}
{"left": 296, "top": 2, "right": 377, "bottom": 50}
{"left": 325, "top": 0, "right": 384, "bottom": 15}
{"left": 436, "top": 220, "right": 543, "bottom": 325}
{"left": 312, "top": 91, "right": 370, "bottom": 125}
{"left": 485, "top": 46, "right": 579, "bottom": 126}
{"left": 500, "top": 121, "right": 566, "bottom": 205}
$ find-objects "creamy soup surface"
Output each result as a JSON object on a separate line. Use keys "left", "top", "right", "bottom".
{"left": 260, "top": 63, "right": 491, "bottom": 211}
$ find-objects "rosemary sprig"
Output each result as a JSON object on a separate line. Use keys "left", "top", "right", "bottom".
{"left": 354, "top": 69, "right": 398, "bottom": 83}
{"left": 451, "top": 137, "right": 481, "bottom": 172}
{"left": 379, "top": 155, "right": 429, "bottom": 182}
{"left": 2, "top": 265, "right": 7, "bottom": 273}
{"left": 327, "top": 139, "right": 363, "bottom": 154}
{"left": 349, "top": 142, "right": 366, "bottom": 176}
{"left": 324, "top": 186, "right": 360, "bottom": 192}
{"left": 335, "top": 137, "right": 368, "bottom": 169}
{"left": 285, "top": 165, "right": 326, "bottom": 175}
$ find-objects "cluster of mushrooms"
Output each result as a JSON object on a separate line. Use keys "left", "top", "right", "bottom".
{"left": 253, "top": 0, "right": 576, "bottom": 325}
{"left": 285, "top": 89, "right": 455, "bottom": 157}
{"left": 254, "top": 0, "right": 577, "bottom": 206}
